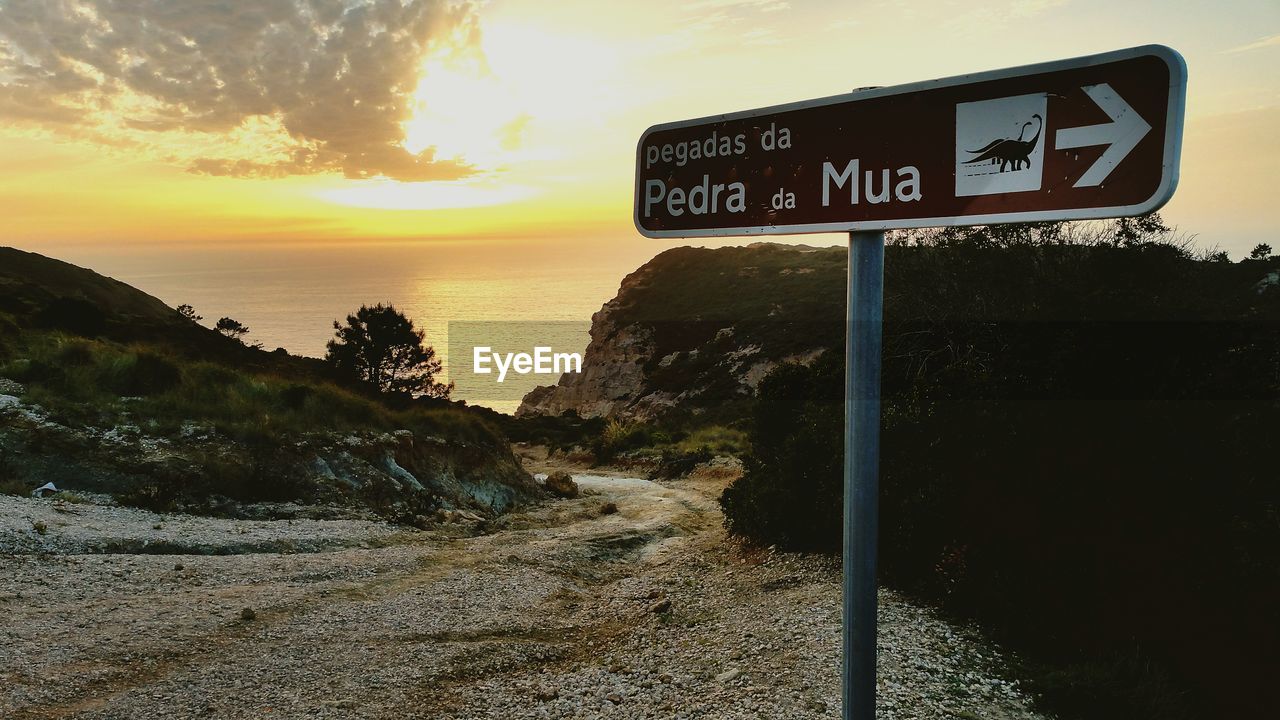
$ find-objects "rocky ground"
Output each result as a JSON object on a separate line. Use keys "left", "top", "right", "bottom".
{"left": 0, "top": 457, "right": 1049, "bottom": 720}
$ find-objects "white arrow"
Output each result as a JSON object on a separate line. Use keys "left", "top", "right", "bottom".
{"left": 1054, "top": 83, "right": 1151, "bottom": 188}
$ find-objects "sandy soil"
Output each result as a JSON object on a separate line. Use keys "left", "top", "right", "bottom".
{"left": 0, "top": 461, "right": 1048, "bottom": 719}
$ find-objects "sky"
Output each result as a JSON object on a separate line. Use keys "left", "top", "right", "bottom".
{"left": 0, "top": 0, "right": 1277, "bottom": 263}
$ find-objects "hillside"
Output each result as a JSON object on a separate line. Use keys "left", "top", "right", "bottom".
{"left": 0, "top": 247, "right": 185, "bottom": 327}
{"left": 0, "top": 246, "right": 334, "bottom": 377}
{"left": 0, "top": 247, "right": 542, "bottom": 522}
{"left": 520, "top": 235, "right": 1280, "bottom": 423}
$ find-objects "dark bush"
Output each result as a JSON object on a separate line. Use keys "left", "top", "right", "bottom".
{"left": 720, "top": 356, "right": 843, "bottom": 549}
{"left": 649, "top": 445, "right": 714, "bottom": 481}
{"left": 36, "top": 296, "right": 106, "bottom": 337}
{"left": 185, "top": 362, "right": 239, "bottom": 388}
{"left": 8, "top": 358, "right": 64, "bottom": 385}
{"left": 55, "top": 339, "right": 95, "bottom": 367}
{"left": 491, "top": 409, "right": 604, "bottom": 452}
{"left": 0, "top": 449, "right": 24, "bottom": 496}
{"left": 193, "top": 452, "right": 298, "bottom": 505}
{"left": 118, "top": 452, "right": 304, "bottom": 511}
{"left": 720, "top": 236, "right": 1280, "bottom": 719}
{"left": 0, "top": 312, "right": 18, "bottom": 337}
{"left": 114, "top": 480, "right": 181, "bottom": 513}
{"left": 111, "top": 351, "right": 182, "bottom": 397}
{"left": 0, "top": 313, "right": 17, "bottom": 359}
{"left": 280, "top": 384, "right": 313, "bottom": 410}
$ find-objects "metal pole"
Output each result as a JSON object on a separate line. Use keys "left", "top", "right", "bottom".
{"left": 843, "top": 230, "right": 884, "bottom": 720}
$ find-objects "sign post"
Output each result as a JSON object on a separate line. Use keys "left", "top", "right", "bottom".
{"left": 633, "top": 45, "right": 1186, "bottom": 720}
{"left": 844, "top": 229, "right": 883, "bottom": 720}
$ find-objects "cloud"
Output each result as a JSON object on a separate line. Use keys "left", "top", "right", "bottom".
{"left": 673, "top": 0, "right": 792, "bottom": 48}
{"left": 741, "top": 28, "right": 782, "bottom": 47}
{"left": 685, "top": 0, "right": 790, "bottom": 10}
{"left": 942, "top": 0, "right": 1069, "bottom": 36}
{"left": 1224, "top": 33, "right": 1280, "bottom": 54}
{"left": 496, "top": 113, "right": 532, "bottom": 151}
{"left": 0, "top": 0, "right": 484, "bottom": 181}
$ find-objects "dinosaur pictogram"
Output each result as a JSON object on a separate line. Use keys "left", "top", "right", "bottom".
{"left": 963, "top": 114, "right": 1042, "bottom": 172}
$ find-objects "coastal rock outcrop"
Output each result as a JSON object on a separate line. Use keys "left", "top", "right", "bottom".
{"left": 542, "top": 470, "right": 579, "bottom": 498}
{"left": 517, "top": 244, "right": 842, "bottom": 421}
{"left": 0, "top": 395, "right": 542, "bottom": 522}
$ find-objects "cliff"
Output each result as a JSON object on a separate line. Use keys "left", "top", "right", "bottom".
{"left": 518, "top": 243, "right": 845, "bottom": 421}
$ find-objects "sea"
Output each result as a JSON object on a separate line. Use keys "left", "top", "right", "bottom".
{"left": 38, "top": 242, "right": 644, "bottom": 414}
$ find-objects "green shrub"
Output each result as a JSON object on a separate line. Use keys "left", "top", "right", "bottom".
{"left": 109, "top": 350, "right": 182, "bottom": 397}
{"left": 591, "top": 418, "right": 653, "bottom": 462}
{"left": 0, "top": 325, "right": 510, "bottom": 509}
{"left": 184, "top": 362, "right": 240, "bottom": 389}
{"left": 54, "top": 338, "right": 96, "bottom": 367}
{"left": 52, "top": 491, "right": 93, "bottom": 504}
{"left": 677, "top": 425, "right": 748, "bottom": 455}
{"left": 4, "top": 358, "right": 62, "bottom": 385}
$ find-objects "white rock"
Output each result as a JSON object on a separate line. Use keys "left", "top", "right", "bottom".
{"left": 715, "top": 668, "right": 741, "bottom": 683}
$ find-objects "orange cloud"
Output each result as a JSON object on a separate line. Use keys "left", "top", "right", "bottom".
{"left": 0, "top": 0, "right": 484, "bottom": 181}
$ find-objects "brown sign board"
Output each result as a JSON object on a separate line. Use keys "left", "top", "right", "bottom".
{"left": 634, "top": 45, "right": 1186, "bottom": 238}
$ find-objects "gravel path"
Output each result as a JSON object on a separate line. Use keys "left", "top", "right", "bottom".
{"left": 0, "top": 496, "right": 403, "bottom": 556}
{"left": 0, "top": 467, "right": 1048, "bottom": 719}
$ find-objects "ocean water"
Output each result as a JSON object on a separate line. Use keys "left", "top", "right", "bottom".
{"left": 43, "top": 243, "right": 633, "bottom": 414}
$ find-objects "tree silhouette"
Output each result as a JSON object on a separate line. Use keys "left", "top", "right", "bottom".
{"left": 215, "top": 317, "right": 250, "bottom": 343}
{"left": 1112, "top": 212, "right": 1171, "bottom": 246}
{"left": 1250, "top": 243, "right": 1273, "bottom": 260}
{"left": 176, "top": 304, "right": 202, "bottom": 322}
{"left": 325, "top": 303, "right": 451, "bottom": 398}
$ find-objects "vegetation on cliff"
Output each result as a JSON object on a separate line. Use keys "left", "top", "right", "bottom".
{"left": 0, "top": 247, "right": 538, "bottom": 520}
{"left": 516, "top": 242, "right": 847, "bottom": 422}
{"left": 719, "top": 219, "right": 1279, "bottom": 719}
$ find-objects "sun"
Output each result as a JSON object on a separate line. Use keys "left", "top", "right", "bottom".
{"left": 400, "top": 19, "right": 623, "bottom": 172}
{"left": 320, "top": 18, "right": 628, "bottom": 214}
{"left": 320, "top": 24, "right": 549, "bottom": 212}
{"left": 401, "top": 53, "right": 522, "bottom": 171}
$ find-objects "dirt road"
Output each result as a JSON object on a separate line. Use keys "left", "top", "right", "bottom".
{"left": 1, "top": 467, "right": 1047, "bottom": 719}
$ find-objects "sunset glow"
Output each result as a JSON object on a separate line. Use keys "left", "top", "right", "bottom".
{"left": 0, "top": 0, "right": 1276, "bottom": 257}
